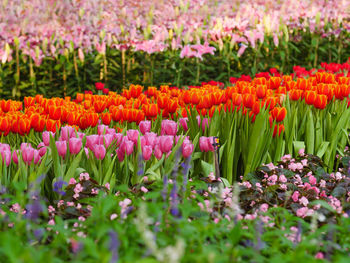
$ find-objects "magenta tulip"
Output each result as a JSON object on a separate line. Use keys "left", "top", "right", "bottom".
{"left": 22, "top": 146, "right": 35, "bottom": 164}
{"left": 56, "top": 141, "right": 67, "bottom": 158}
{"left": 139, "top": 120, "right": 151, "bottom": 135}
{"left": 93, "top": 145, "right": 106, "bottom": 160}
{"left": 37, "top": 142, "right": 47, "bottom": 157}
{"left": 127, "top": 129, "right": 139, "bottom": 144}
{"left": 61, "top": 126, "right": 76, "bottom": 140}
{"left": 154, "top": 144, "right": 163, "bottom": 160}
{"left": 42, "top": 131, "right": 55, "bottom": 146}
{"left": 144, "top": 132, "right": 158, "bottom": 148}
{"left": 161, "top": 120, "right": 177, "bottom": 136}
{"left": 179, "top": 118, "right": 188, "bottom": 131}
{"left": 97, "top": 124, "right": 109, "bottom": 135}
{"left": 86, "top": 135, "right": 99, "bottom": 150}
{"left": 1, "top": 150, "right": 11, "bottom": 166}
{"left": 12, "top": 150, "right": 19, "bottom": 164}
{"left": 142, "top": 145, "right": 153, "bottom": 161}
{"left": 199, "top": 137, "right": 213, "bottom": 152}
{"left": 159, "top": 135, "right": 174, "bottom": 153}
{"left": 69, "top": 137, "right": 82, "bottom": 154}
{"left": 182, "top": 141, "right": 194, "bottom": 158}
{"left": 33, "top": 150, "right": 40, "bottom": 164}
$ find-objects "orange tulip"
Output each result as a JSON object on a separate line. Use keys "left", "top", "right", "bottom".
{"left": 24, "top": 97, "right": 36, "bottom": 108}
{"left": 48, "top": 105, "right": 62, "bottom": 120}
{"left": 304, "top": 90, "right": 317, "bottom": 105}
{"left": 271, "top": 107, "right": 287, "bottom": 122}
{"left": 101, "top": 112, "right": 112, "bottom": 125}
{"left": 256, "top": 85, "right": 267, "bottom": 99}
{"left": 314, "top": 94, "right": 327, "bottom": 109}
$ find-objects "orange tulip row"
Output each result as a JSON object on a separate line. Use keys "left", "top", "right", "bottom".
{"left": 0, "top": 71, "right": 348, "bottom": 136}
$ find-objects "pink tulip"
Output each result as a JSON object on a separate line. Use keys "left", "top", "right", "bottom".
{"left": 139, "top": 120, "right": 151, "bottom": 135}
{"left": 33, "top": 150, "right": 40, "bottom": 165}
{"left": 86, "top": 135, "right": 99, "bottom": 150}
{"left": 127, "top": 129, "right": 139, "bottom": 144}
{"left": 20, "top": 143, "right": 32, "bottom": 152}
{"left": 142, "top": 145, "right": 153, "bottom": 161}
{"left": 12, "top": 150, "right": 19, "bottom": 164}
{"left": 69, "top": 137, "right": 82, "bottom": 154}
{"left": 154, "top": 145, "right": 163, "bottom": 160}
{"left": 179, "top": 118, "right": 188, "bottom": 131}
{"left": 199, "top": 137, "right": 214, "bottom": 152}
{"left": 140, "top": 136, "right": 147, "bottom": 148}
{"left": 124, "top": 140, "right": 134, "bottom": 156}
{"left": 182, "top": 141, "right": 194, "bottom": 158}
{"left": 106, "top": 128, "right": 116, "bottom": 135}
{"left": 97, "top": 124, "right": 109, "bottom": 135}
{"left": 113, "top": 133, "right": 124, "bottom": 147}
{"left": 56, "top": 141, "right": 67, "bottom": 158}
{"left": 144, "top": 132, "right": 158, "bottom": 148}
{"left": 84, "top": 147, "right": 89, "bottom": 159}
{"left": 161, "top": 120, "right": 177, "bottom": 136}
{"left": 0, "top": 143, "right": 10, "bottom": 152}
{"left": 42, "top": 131, "right": 55, "bottom": 146}
{"left": 37, "top": 142, "right": 47, "bottom": 157}
{"left": 99, "top": 134, "right": 114, "bottom": 148}
{"left": 1, "top": 150, "right": 11, "bottom": 166}
{"left": 61, "top": 126, "right": 76, "bottom": 140}
{"left": 22, "top": 146, "right": 35, "bottom": 165}
{"left": 93, "top": 145, "right": 106, "bottom": 160}
{"left": 116, "top": 148, "right": 125, "bottom": 162}
{"left": 159, "top": 135, "right": 174, "bottom": 153}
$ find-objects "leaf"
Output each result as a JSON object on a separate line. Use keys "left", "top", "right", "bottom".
{"left": 64, "top": 151, "right": 83, "bottom": 182}
{"left": 201, "top": 160, "right": 214, "bottom": 176}
{"left": 316, "top": 141, "right": 329, "bottom": 158}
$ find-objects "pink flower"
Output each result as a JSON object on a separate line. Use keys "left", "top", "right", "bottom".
{"left": 93, "top": 145, "right": 106, "bottom": 160}
{"left": 320, "top": 179, "right": 326, "bottom": 188}
{"left": 141, "top": 186, "right": 148, "bottom": 193}
{"left": 110, "top": 214, "right": 118, "bottom": 220}
{"left": 154, "top": 145, "right": 163, "bottom": 160}
{"left": 309, "top": 175, "right": 317, "bottom": 185}
{"left": 296, "top": 207, "right": 313, "bottom": 218}
{"left": 42, "top": 131, "right": 55, "bottom": 146}
{"left": 127, "top": 129, "right": 139, "bottom": 144}
{"left": 99, "top": 134, "right": 114, "bottom": 148}
{"left": 142, "top": 145, "right": 152, "bottom": 161}
{"left": 79, "top": 173, "right": 90, "bottom": 181}
{"left": 139, "top": 120, "right": 151, "bottom": 135}
{"left": 291, "top": 191, "right": 300, "bottom": 202}
{"left": 315, "top": 252, "right": 324, "bottom": 259}
{"left": 1, "top": 150, "right": 11, "bottom": 166}
{"left": 159, "top": 135, "right": 174, "bottom": 153}
{"left": 260, "top": 203, "right": 269, "bottom": 213}
{"left": 161, "top": 120, "right": 177, "bottom": 136}
{"left": 97, "top": 124, "right": 109, "bottom": 135}
{"left": 199, "top": 137, "right": 214, "bottom": 152}
{"left": 179, "top": 118, "right": 188, "bottom": 131}
{"left": 144, "top": 132, "right": 158, "bottom": 148}
{"left": 61, "top": 126, "right": 76, "bottom": 140}
{"left": 279, "top": 174, "right": 287, "bottom": 183}
{"left": 56, "top": 141, "right": 67, "bottom": 158}
{"left": 69, "top": 178, "right": 76, "bottom": 185}
{"left": 21, "top": 145, "right": 35, "bottom": 165}
{"left": 74, "top": 183, "right": 83, "bottom": 194}
{"left": 86, "top": 135, "right": 99, "bottom": 150}
{"left": 69, "top": 138, "right": 82, "bottom": 155}
{"left": 299, "top": 196, "right": 309, "bottom": 206}
{"left": 182, "top": 141, "right": 194, "bottom": 158}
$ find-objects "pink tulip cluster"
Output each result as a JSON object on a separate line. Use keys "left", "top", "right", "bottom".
{"left": 0, "top": 142, "right": 46, "bottom": 167}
